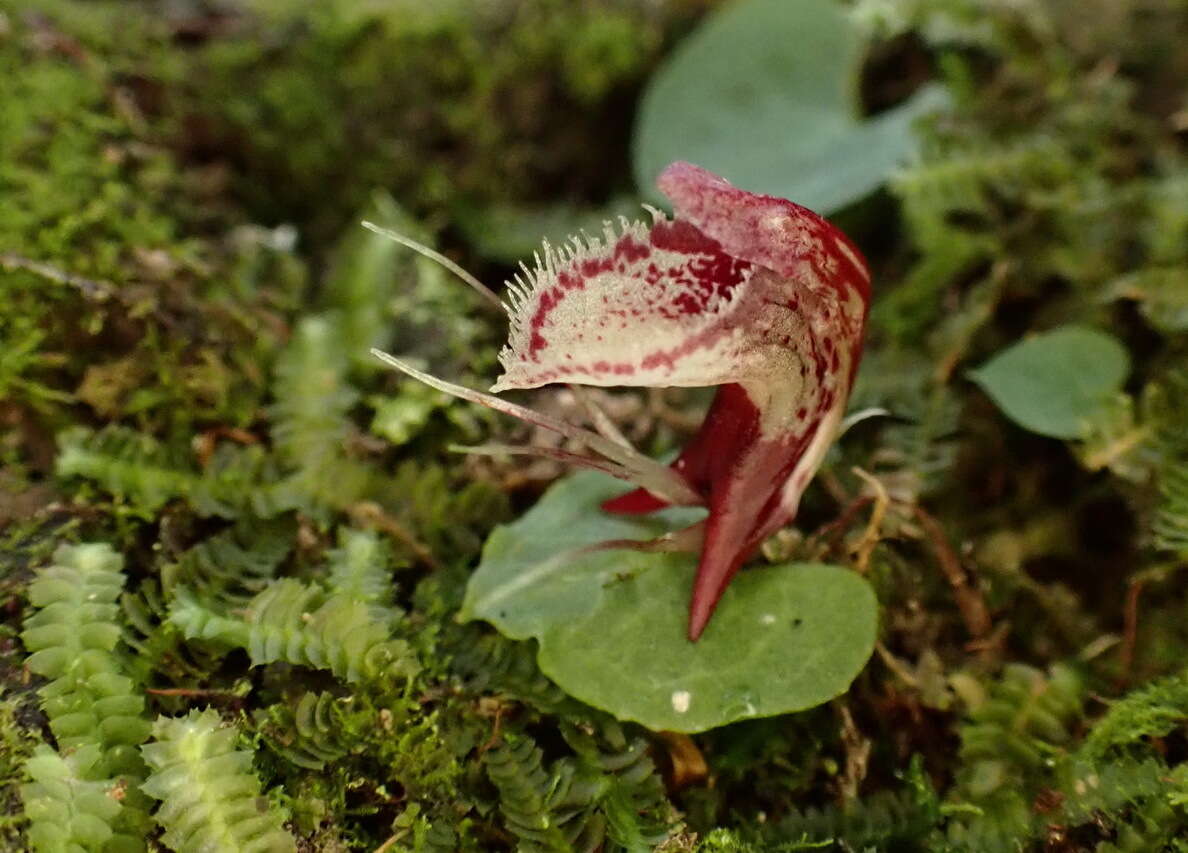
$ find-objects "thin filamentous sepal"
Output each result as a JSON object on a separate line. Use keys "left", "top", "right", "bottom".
{"left": 565, "top": 384, "right": 634, "bottom": 450}
{"left": 450, "top": 443, "right": 653, "bottom": 491}
{"left": 371, "top": 349, "right": 701, "bottom": 507}
{"left": 360, "top": 223, "right": 698, "bottom": 503}
{"left": 360, "top": 221, "right": 503, "bottom": 309}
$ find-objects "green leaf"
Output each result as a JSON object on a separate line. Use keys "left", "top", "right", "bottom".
{"left": 968, "top": 325, "right": 1131, "bottom": 439}
{"left": 632, "top": 0, "right": 946, "bottom": 214}
{"left": 462, "top": 472, "right": 878, "bottom": 732}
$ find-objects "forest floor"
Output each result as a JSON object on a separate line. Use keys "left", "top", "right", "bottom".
{"left": 2, "top": 1, "right": 1188, "bottom": 851}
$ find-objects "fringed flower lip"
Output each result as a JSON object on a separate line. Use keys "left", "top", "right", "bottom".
{"left": 371, "top": 161, "right": 870, "bottom": 641}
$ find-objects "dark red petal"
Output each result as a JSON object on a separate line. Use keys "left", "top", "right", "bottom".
{"left": 601, "top": 488, "right": 670, "bottom": 515}
{"left": 604, "top": 383, "right": 827, "bottom": 640}
{"left": 601, "top": 383, "right": 760, "bottom": 514}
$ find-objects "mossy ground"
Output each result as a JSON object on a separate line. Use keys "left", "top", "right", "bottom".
{"left": 1, "top": 0, "right": 1187, "bottom": 850}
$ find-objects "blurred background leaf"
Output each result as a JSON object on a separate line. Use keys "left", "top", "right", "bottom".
{"left": 633, "top": 0, "right": 947, "bottom": 213}
{"left": 968, "top": 325, "right": 1131, "bottom": 439}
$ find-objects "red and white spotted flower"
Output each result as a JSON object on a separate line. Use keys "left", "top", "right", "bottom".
{"left": 375, "top": 162, "right": 871, "bottom": 640}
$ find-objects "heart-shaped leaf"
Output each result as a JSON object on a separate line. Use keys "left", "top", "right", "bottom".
{"left": 462, "top": 471, "right": 878, "bottom": 732}
{"left": 632, "top": 0, "right": 946, "bottom": 214}
{"left": 969, "top": 325, "right": 1131, "bottom": 439}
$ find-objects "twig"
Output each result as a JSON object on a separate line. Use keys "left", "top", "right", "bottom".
{"left": 835, "top": 702, "right": 871, "bottom": 802}
{"left": 818, "top": 467, "right": 852, "bottom": 505}
{"left": 476, "top": 700, "right": 506, "bottom": 757}
{"left": 806, "top": 494, "right": 874, "bottom": 559}
{"left": 348, "top": 500, "right": 442, "bottom": 571}
{"left": 875, "top": 642, "right": 920, "bottom": 689}
{"left": 0, "top": 253, "right": 116, "bottom": 301}
{"left": 1115, "top": 563, "right": 1188, "bottom": 685}
{"left": 1118, "top": 577, "right": 1145, "bottom": 686}
{"left": 193, "top": 426, "right": 260, "bottom": 468}
{"left": 913, "top": 506, "right": 993, "bottom": 643}
{"left": 964, "top": 621, "right": 1010, "bottom": 658}
{"left": 849, "top": 467, "right": 889, "bottom": 572}
{"left": 145, "top": 687, "right": 242, "bottom": 698}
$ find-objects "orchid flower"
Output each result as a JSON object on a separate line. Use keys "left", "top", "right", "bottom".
{"left": 372, "top": 162, "right": 870, "bottom": 641}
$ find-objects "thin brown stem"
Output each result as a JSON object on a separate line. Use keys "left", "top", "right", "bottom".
{"left": 1118, "top": 578, "right": 1145, "bottom": 686}
{"left": 913, "top": 506, "right": 993, "bottom": 643}
{"left": 348, "top": 500, "right": 442, "bottom": 571}
{"left": 145, "top": 687, "right": 242, "bottom": 698}
{"left": 0, "top": 252, "right": 116, "bottom": 300}
{"left": 849, "top": 467, "right": 889, "bottom": 573}
{"left": 807, "top": 495, "right": 874, "bottom": 559}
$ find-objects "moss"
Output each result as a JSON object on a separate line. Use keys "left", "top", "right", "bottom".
{"left": 175, "top": 0, "right": 685, "bottom": 246}
{"left": 0, "top": 7, "right": 303, "bottom": 462}
{"left": 0, "top": 696, "right": 40, "bottom": 848}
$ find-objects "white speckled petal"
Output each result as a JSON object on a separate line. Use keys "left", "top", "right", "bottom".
{"left": 494, "top": 216, "right": 769, "bottom": 391}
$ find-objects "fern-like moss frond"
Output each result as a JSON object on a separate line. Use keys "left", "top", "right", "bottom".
{"left": 1073, "top": 368, "right": 1188, "bottom": 555}
{"left": 55, "top": 426, "right": 289, "bottom": 520}
{"left": 120, "top": 579, "right": 213, "bottom": 686}
{"left": 189, "top": 443, "right": 295, "bottom": 520}
{"left": 1146, "top": 369, "right": 1188, "bottom": 461}
{"left": 162, "top": 514, "right": 295, "bottom": 606}
{"left": 269, "top": 315, "right": 370, "bottom": 512}
{"left": 1131, "top": 370, "right": 1188, "bottom": 556}
{"left": 325, "top": 527, "right": 398, "bottom": 614}
{"left": 20, "top": 544, "right": 155, "bottom": 852}
{"left": 485, "top": 733, "right": 604, "bottom": 853}
{"left": 1153, "top": 460, "right": 1188, "bottom": 556}
{"left": 448, "top": 628, "right": 574, "bottom": 714}
{"left": 893, "top": 136, "right": 1075, "bottom": 247}
{"left": 956, "top": 663, "right": 1085, "bottom": 798}
{"left": 387, "top": 803, "right": 462, "bottom": 853}
{"left": 1080, "top": 668, "right": 1188, "bottom": 762}
{"left": 1058, "top": 757, "right": 1170, "bottom": 825}
{"left": 271, "top": 316, "right": 356, "bottom": 464}
{"left": 21, "top": 544, "right": 150, "bottom": 777}
{"left": 485, "top": 723, "right": 680, "bottom": 853}
{"left": 562, "top": 721, "right": 679, "bottom": 851}
{"left": 140, "top": 709, "right": 296, "bottom": 853}
{"left": 367, "top": 702, "right": 462, "bottom": 802}
{"left": 21, "top": 745, "right": 138, "bottom": 853}
{"left": 256, "top": 689, "right": 460, "bottom": 802}
{"left": 378, "top": 461, "right": 509, "bottom": 563}
{"left": 876, "top": 135, "right": 1075, "bottom": 340}
{"left": 56, "top": 426, "right": 192, "bottom": 515}
{"left": 170, "top": 579, "right": 419, "bottom": 683}
{"left": 943, "top": 664, "right": 1089, "bottom": 850}
{"left": 766, "top": 755, "right": 940, "bottom": 851}
{"left": 320, "top": 189, "right": 406, "bottom": 361}
{"left": 257, "top": 692, "right": 354, "bottom": 770}
{"left": 1059, "top": 757, "right": 1186, "bottom": 852}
